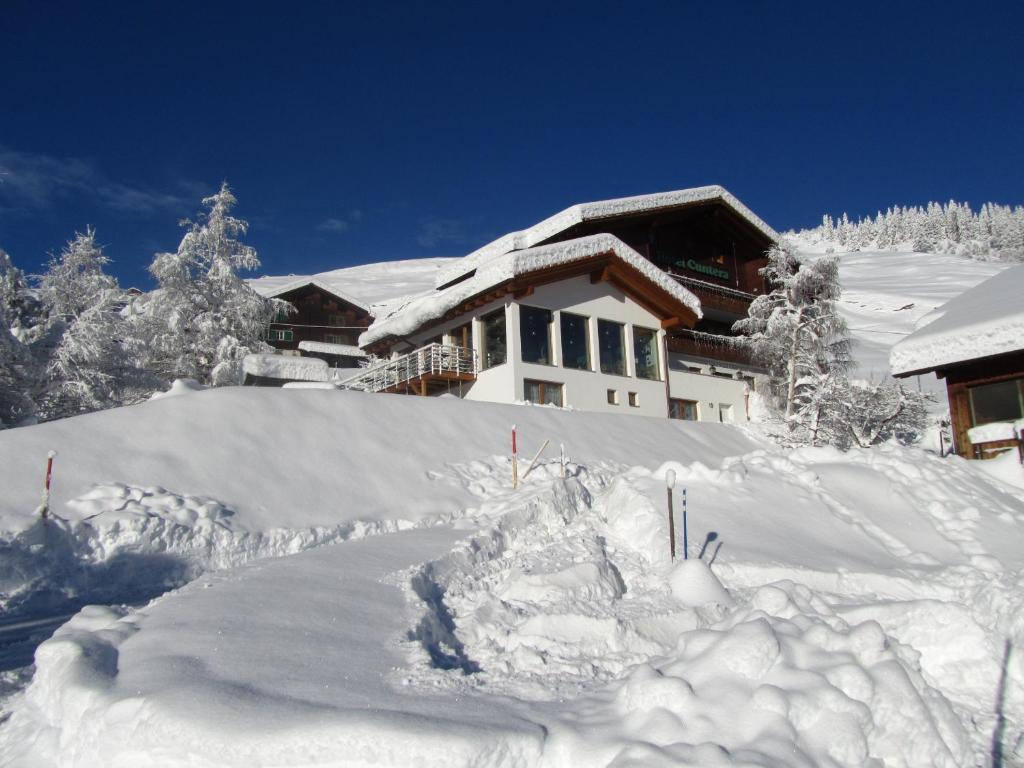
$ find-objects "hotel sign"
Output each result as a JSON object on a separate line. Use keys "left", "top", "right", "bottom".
{"left": 678, "top": 258, "right": 730, "bottom": 281}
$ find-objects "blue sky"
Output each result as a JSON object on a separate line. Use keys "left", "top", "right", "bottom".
{"left": 2, "top": 1, "right": 1022, "bottom": 287}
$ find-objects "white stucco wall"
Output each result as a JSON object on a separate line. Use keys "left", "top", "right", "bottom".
{"left": 391, "top": 275, "right": 754, "bottom": 422}
{"left": 667, "top": 354, "right": 752, "bottom": 423}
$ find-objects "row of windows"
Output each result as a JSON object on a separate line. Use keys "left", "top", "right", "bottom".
{"left": 479, "top": 306, "right": 661, "bottom": 380}
{"left": 523, "top": 381, "right": 706, "bottom": 421}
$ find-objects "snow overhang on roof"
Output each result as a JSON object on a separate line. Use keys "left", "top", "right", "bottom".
{"left": 360, "top": 233, "right": 702, "bottom": 349}
{"left": 890, "top": 263, "right": 1024, "bottom": 376}
{"left": 433, "top": 185, "right": 780, "bottom": 290}
{"left": 297, "top": 340, "right": 367, "bottom": 357}
{"left": 256, "top": 277, "right": 372, "bottom": 316}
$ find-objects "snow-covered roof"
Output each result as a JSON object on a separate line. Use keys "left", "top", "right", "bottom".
{"left": 242, "top": 353, "right": 329, "bottom": 382}
{"left": 361, "top": 234, "right": 702, "bottom": 348}
{"left": 297, "top": 340, "right": 366, "bottom": 358}
{"left": 434, "top": 185, "right": 780, "bottom": 289}
{"left": 251, "top": 276, "right": 373, "bottom": 315}
{"left": 890, "top": 263, "right": 1024, "bottom": 376}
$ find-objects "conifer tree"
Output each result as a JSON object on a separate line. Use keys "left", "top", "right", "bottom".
{"left": 733, "top": 245, "right": 852, "bottom": 440}
{"left": 145, "top": 182, "right": 281, "bottom": 385}
{"left": 0, "top": 249, "right": 36, "bottom": 426}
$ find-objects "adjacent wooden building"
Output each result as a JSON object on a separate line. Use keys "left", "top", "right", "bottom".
{"left": 891, "top": 264, "right": 1024, "bottom": 459}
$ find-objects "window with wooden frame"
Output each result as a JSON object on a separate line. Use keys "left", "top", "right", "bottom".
{"left": 669, "top": 398, "right": 699, "bottom": 420}
{"left": 268, "top": 329, "right": 294, "bottom": 342}
{"left": 628, "top": 392, "right": 639, "bottom": 407}
{"left": 969, "top": 378, "right": 1024, "bottom": 426}
{"left": 324, "top": 334, "right": 347, "bottom": 345}
{"left": 607, "top": 389, "right": 619, "bottom": 405}
{"left": 328, "top": 314, "right": 345, "bottom": 327}
{"left": 449, "top": 322, "right": 472, "bottom": 350}
{"left": 524, "top": 379, "right": 563, "bottom": 407}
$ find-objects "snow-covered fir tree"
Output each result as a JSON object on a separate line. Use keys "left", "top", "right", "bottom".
{"left": 144, "top": 182, "right": 282, "bottom": 385}
{"left": 36, "top": 230, "right": 151, "bottom": 419}
{"left": 733, "top": 245, "right": 852, "bottom": 444}
{"left": 800, "top": 200, "right": 1024, "bottom": 261}
{"left": 735, "top": 245, "right": 931, "bottom": 448}
{"left": 0, "top": 249, "right": 37, "bottom": 427}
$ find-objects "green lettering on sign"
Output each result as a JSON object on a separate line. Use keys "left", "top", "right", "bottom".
{"left": 676, "top": 258, "right": 730, "bottom": 280}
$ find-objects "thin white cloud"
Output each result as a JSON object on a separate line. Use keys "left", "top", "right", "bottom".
{"left": 416, "top": 217, "right": 467, "bottom": 249}
{"left": 0, "top": 145, "right": 205, "bottom": 216}
{"left": 316, "top": 217, "right": 351, "bottom": 233}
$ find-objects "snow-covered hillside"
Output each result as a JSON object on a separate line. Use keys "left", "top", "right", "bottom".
{"left": 791, "top": 238, "right": 1010, "bottom": 394}
{"left": 1, "top": 387, "right": 1022, "bottom": 766}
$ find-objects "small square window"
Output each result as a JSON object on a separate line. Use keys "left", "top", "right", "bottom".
{"left": 607, "top": 389, "right": 619, "bottom": 405}
{"left": 628, "top": 392, "right": 638, "bottom": 407}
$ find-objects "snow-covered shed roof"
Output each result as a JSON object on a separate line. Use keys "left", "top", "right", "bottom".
{"left": 890, "top": 263, "right": 1024, "bottom": 376}
{"left": 297, "top": 340, "right": 366, "bottom": 358}
{"left": 361, "top": 233, "right": 702, "bottom": 348}
{"left": 242, "top": 353, "right": 330, "bottom": 382}
{"left": 434, "top": 185, "right": 780, "bottom": 290}
{"left": 251, "top": 276, "right": 372, "bottom": 315}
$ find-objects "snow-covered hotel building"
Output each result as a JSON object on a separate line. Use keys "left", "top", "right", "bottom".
{"left": 346, "top": 186, "right": 779, "bottom": 422}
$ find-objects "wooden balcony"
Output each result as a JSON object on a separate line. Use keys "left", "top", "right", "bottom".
{"left": 667, "top": 330, "right": 758, "bottom": 368}
{"left": 338, "top": 344, "right": 477, "bottom": 395}
{"left": 669, "top": 273, "right": 756, "bottom": 317}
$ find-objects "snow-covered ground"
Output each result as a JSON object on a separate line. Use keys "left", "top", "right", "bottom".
{"left": 3, "top": 246, "right": 1024, "bottom": 766}
{"left": 1, "top": 384, "right": 1022, "bottom": 766}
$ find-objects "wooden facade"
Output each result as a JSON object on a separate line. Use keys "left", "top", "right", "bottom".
{"left": 536, "top": 199, "right": 773, "bottom": 355}
{"left": 930, "top": 351, "right": 1024, "bottom": 458}
{"left": 266, "top": 282, "right": 373, "bottom": 363}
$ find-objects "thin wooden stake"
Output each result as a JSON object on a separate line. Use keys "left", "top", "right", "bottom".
{"left": 521, "top": 439, "right": 550, "bottom": 480}
{"left": 511, "top": 425, "right": 519, "bottom": 489}
{"left": 666, "top": 469, "right": 676, "bottom": 562}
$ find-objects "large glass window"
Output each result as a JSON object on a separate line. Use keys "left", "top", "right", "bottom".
{"left": 520, "top": 306, "right": 553, "bottom": 365}
{"left": 524, "top": 379, "right": 563, "bottom": 407}
{"left": 481, "top": 309, "right": 507, "bottom": 369}
{"left": 670, "top": 398, "right": 699, "bottom": 421}
{"left": 598, "top": 320, "right": 625, "bottom": 375}
{"left": 560, "top": 313, "right": 590, "bottom": 370}
{"left": 633, "top": 327, "right": 660, "bottom": 380}
{"left": 969, "top": 379, "right": 1023, "bottom": 425}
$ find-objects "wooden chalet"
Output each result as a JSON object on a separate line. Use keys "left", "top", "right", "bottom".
{"left": 258, "top": 278, "right": 373, "bottom": 368}
{"left": 891, "top": 264, "right": 1024, "bottom": 459}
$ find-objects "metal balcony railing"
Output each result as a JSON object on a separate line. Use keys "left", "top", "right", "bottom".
{"left": 337, "top": 343, "right": 478, "bottom": 393}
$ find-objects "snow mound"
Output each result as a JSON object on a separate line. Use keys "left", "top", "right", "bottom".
{"left": 668, "top": 559, "right": 733, "bottom": 608}
{"left": 968, "top": 419, "right": 1023, "bottom": 444}
{"left": 147, "top": 378, "right": 207, "bottom": 400}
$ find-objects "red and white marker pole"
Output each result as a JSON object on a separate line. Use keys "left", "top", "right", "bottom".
{"left": 39, "top": 450, "right": 57, "bottom": 520}
{"left": 511, "top": 425, "right": 519, "bottom": 489}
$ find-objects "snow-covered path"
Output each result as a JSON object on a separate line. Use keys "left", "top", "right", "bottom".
{"left": 4, "top": 526, "right": 546, "bottom": 767}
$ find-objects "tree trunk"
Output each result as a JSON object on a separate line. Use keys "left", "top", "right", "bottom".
{"left": 785, "top": 309, "right": 805, "bottom": 421}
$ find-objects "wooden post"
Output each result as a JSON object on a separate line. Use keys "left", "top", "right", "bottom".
{"left": 666, "top": 469, "right": 676, "bottom": 562}
{"left": 511, "top": 425, "right": 519, "bottom": 489}
{"left": 682, "top": 487, "right": 688, "bottom": 560}
{"left": 522, "top": 439, "right": 550, "bottom": 480}
{"left": 39, "top": 450, "right": 57, "bottom": 520}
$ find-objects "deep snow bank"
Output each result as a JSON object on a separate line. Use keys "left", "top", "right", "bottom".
{"left": 0, "top": 386, "right": 762, "bottom": 534}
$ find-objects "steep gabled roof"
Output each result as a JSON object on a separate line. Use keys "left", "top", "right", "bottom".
{"left": 890, "top": 263, "right": 1024, "bottom": 376}
{"left": 253, "top": 276, "right": 372, "bottom": 315}
{"left": 434, "top": 185, "right": 780, "bottom": 290}
{"left": 360, "top": 234, "right": 702, "bottom": 349}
